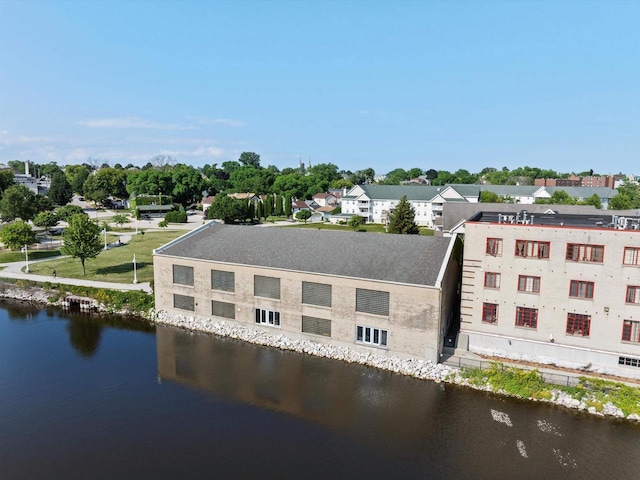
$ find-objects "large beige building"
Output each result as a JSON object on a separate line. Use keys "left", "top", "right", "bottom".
{"left": 154, "top": 224, "right": 462, "bottom": 363}
{"left": 459, "top": 210, "right": 640, "bottom": 379}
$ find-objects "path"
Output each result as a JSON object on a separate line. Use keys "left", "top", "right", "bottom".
{"left": 0, "top": 232, "right": 152, "bottom": 294}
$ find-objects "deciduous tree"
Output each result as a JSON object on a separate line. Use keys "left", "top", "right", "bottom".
{"left": 61, "top": 214, "right": 103, "bottom": 276}
{"left": 295, "top": 209, "right": 312, "bottom": 223}
{"left": 48, "top": 172, "right": 74, "bottom": 206}
{"left": 0, "top": 185, "right": 37, "bottom": 221}
{"left": 206, "top": 196, "right": 248, "bottom": 223}
{"left": 0, "top": 220, "right": 37, "bottom": 250}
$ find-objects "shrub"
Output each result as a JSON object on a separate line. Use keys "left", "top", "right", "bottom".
{"left": 164, "top": 211, "right": 187, "bottom": 223}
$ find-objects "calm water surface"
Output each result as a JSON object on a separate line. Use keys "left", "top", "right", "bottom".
{"left": 0, "top": 302, "right": 638, "bottom": 479}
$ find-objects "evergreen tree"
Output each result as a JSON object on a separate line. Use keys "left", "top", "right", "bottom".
{"left": 248, "top": 201, "right": 255, "bottom": 220}
{"left": 264, "top": 195, "right": 273, "bottom": 217}
{"left": 388, "top": 196, "right": 419, "bottom": 234}
{"left": 256, "top": 200, "right": 264, "bottom": 220}
{"left": 275, "top": 194, "right": 283, "bottom": 216}
{"left": 284, "top": 195, "right": 292, "bottom": 217}
{"left": 48, "top": 171, "right": 74, "bottom": 206}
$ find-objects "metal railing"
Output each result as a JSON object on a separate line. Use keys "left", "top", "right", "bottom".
{"left": 442, "top": 355, "right": 582, "bottom": 387}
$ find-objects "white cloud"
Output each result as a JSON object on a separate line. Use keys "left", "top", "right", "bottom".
{"left": 79, "top": 117, "right": 199, "bottom": 131}
{"left": 185, "top": 116, "right": 246, "bottom": 127}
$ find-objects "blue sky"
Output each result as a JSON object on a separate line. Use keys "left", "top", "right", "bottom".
{"left": 0, "top": 0, "right": 638, "bottom": 175}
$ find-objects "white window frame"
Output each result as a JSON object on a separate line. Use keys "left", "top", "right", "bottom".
{"left": 356, "top": 325, "right": 388, "bottom": 348}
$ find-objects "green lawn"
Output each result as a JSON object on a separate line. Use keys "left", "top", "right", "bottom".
{"left": 26, "top": 230, "right": 187, "bottom": 283}
{"left": 0, "top": 249, "right": 63, "bottom": 263}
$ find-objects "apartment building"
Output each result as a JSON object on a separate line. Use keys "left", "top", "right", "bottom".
{"left": 459, "top": 211, "right": 640, "bottom": 379}
{"left": 154, "top": 223, "right": 462, "bottom": 363}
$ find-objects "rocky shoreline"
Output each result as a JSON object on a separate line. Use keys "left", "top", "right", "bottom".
{"left": 1, "top": 284, "right": 638, "bottom": 423}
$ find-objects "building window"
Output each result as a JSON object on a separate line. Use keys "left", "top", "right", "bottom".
{"left": 302, "top": 316, "right": 331, "bottom": 337}
{"left": 566, "top": 243, "right": 604, "bottom": 263}
{"left": 569, "top": 280, "right": 594, "bottom": 299}
{"left": 515, "top": 307, "right": 538, "bottom": 328}
{"left": 566, "top": 313, "right": 591, "bottom": 336}
{"left": 211, "top": 300, "right": 235, "bottom": 319}
{"left": 515, "top": 240, "right": 550, "bottom": 259}
{"left": 618, "top": 356, "right": 640, "bottom": 368}
{"left": 518, "top": 275, "right": 540, "bottom": 293}
{"left": 173, "top": 294, "right": 195, "bottom": 311}
{"left": 172, "top": 265, "right": 194, "bottom": 286}
{"left": 356, "top": 288, "right": 390, "bottom": 316}
{"left": 254, "top": 275, "right": 281, "bottom": 299}
{"left": 626, "top": 286, "right": 640, "bottom": 304}
{"left": 623, "top": 247, "right": 640, "bottom": 266}
{"left": 211, "top": 270, "right": 235, "bottom": 292}
{"left": 486, "top": 238, "right": 503, "bottom": 256}
{"left": 255, "top": 308, "right": 280, "bottom": 327}
{"left": 356, "top": 325, "right": 388, "bottom": 348}
{"left": 302, "top": 282, "right": 332, "bottom": 307}
{"left": 484, "top": 272, "right": 501, "bottom": 289}
{"left": 622, "top": 320, "right": 640, "bottom": 343}
{"left": 482, "top": 303, "right": 498, "bottom": 323}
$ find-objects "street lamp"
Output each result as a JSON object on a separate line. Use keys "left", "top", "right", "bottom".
{"left": 22, "top": 244, "right": 30, "bottom": 273}
{"left": 132, "top": 254, "right": 138, "bottom": 284}
{"left": 102, "top": 228, "right": 108, "bottom": 250}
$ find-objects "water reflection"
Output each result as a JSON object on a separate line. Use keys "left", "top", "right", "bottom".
{"left": 67, "top": 320, "right": 102, "bottom": 357}
{"left": 156, "top": 325, "right": 640, "bottom": 480}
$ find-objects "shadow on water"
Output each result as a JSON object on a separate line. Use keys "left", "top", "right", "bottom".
{"left": 67, "top": 320, "right": 102, "bottom": 357}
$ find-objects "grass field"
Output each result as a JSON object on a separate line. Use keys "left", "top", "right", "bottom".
{"left": 25, "top": 230, "right": 186, "bottom": 283}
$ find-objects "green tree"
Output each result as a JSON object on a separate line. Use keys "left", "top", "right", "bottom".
{"left": 388, "top": 196, "right": 419, "bottom": 234}
{"left": 0, "top": 185, "right": 37, "bottom": 221}
{"left": 112, "top": 213, "right": 130, "bottom": 228}
{"left": 61, "top": 214, "right": 103, "bottom": 276}
{"left": 0, "top": 220, "right": 37, "bottom": 250}
{"left": 126, "top": 168, "right": 173, "bottom": 196}
{"left": 33, "top": 211, "right": 60, "bottom": 234}
{"left": 582, "top": 194, "right": 602, "bottom": 209}
{"left": 238, "top": 151, "right": 261, "bottom": 168}
{"left": 609, "top": 193, "right": 633, "bottom": 210}
{"left": 56, "top": 204, "right": 86, "bottom": 222}
{"left": 348, "top": 215, "right": 364, "bottom": 230}
{"left": 480, "top": 191, "right": 504, "bottom": 203}
{"left": 0, "top": 170, "right": 15, "bottom": 195}
{"left": 48, "top": 171, "right": 74, "bottom": 206}
{"left": 274, "top": 194, "right": 283, "bottom": 216}
{"left": 83, "top": 167, "right": 127, "bottom": 204}
{"left": 65, "top": 164, "right": 91, "bottom": 195}
{"left": 171, "top": 164, "right": 207, "bottom": 206}
{"left": 207, "top": 196, "right": 248, "bottom": 223}
{"left": 295, "top": 209, "right": 312, "bottom": 223}
{"left": 284, "top": 195, "right": 292, "bottom": 217}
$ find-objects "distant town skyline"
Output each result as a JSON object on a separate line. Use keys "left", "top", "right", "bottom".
{"left": 0, "top": 1, "right": 638, "bottom": 174}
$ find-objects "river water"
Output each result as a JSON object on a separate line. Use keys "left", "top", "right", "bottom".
{"left": 0, "top": 302, "right": 638, "bottom": 479}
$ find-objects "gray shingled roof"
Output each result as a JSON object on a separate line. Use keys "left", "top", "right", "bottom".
{"left": 359, "top": 184, "right": 444, "bottom": 201}
{"left": 156, "top": 224, "right": 453, "bottom": 286}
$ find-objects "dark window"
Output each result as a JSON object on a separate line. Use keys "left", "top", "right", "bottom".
{"left": 486, "top": 238, "right": 503, "bottom": 256}
{"left": 626, "top": 286, "right": 640, "bottom": 304}
{"left": 484, "top": 272, "right": 501, "bottom": 289}
{"left": 515, "top": 307, "right": 538, "bottom": 328}
{"left": 302, "top": 316, "right": 331, "bottom": 337}
{"left": 302, "top": 282, "right": 332, "bottom": 307}
{"left": 173, "top": 265, "right": 194, "bottom": 286}
{"left": 356, "top": 288, "right": 390, "bottom": 316}
{"left": 569, "top": 280, "right": 594, "bottom": 299}
{"left": 618, "top": 356, "right": 640, "bottom": 368}
{"left": 211, "top": 300, "right": 235, "bottom": 319}
{"left": 173, "top": 294, "right": 195, "bottom": 311}
{"left": 482, "top": 303, "right": 498, "bottom": 323}
{"left": 254, "top": 275, "right": 281, "bottom": 299}
{"left": 356, "top": 325, "right": 388, "bottom": 347}
{"left": 566, "top": 313, "right": 591, "bottom": 336}
{"left": 566, "top": 243, "right": 604, "bottom": 263}
{"left": 211, "top": 270, "right": 235, "bottom": 292}
{"left": 255, "top": 308, "right": 280, "bottom": 326}
{"left": 515, "top": 240, "right": 550, "bottom": 259}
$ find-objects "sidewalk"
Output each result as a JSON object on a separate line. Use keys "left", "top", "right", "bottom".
{"left": 0, "top": 252, "right": 152, "bottom": 294}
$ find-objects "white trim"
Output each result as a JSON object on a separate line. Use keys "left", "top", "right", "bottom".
{"left": 435, "top": 234, "right": 457, "bottom": 289}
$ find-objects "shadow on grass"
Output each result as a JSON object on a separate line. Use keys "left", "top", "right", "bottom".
{"left": 95, "top": 262, "right": 150, "bottom": 275}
